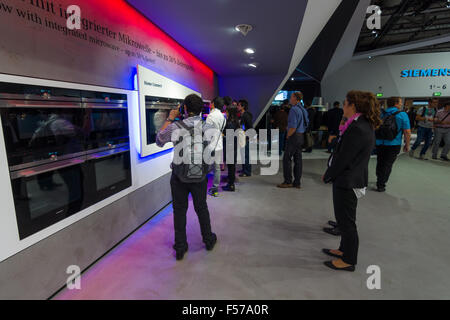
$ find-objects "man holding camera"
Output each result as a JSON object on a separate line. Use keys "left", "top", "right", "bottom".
{"left": 156, "top": 94, "right": 217, "bottom": 261}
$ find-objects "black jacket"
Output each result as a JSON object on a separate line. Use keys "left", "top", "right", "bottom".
{"left": 327, "top": 107, "right": 344, "bottom": 135}
{"left": 324, "top": 115, "right": 375, "bottom": 189}
{"left": 240, "top": 111, "right": 253, "bottom": 131}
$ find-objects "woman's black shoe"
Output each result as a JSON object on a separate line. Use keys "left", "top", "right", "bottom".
{"left": 323, "top": 227, "right": 341, "bottom": 236}
{"left": 324, "top": 261, "right": 355, "bottom": 272}
{"left": 322, "top": 248, "right": 343, "bottom": 258}
{"left": 328, "top": 221, "right": 337, "bottom": 227}
{"left": 205, "top": 233, "right": 217, "bottom": 251}
{"left": 222, "top": 184, "right": 235, "bottom": 192}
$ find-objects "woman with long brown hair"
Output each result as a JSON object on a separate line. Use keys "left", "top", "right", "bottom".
{"left": 322, "top": 91, "right": 381, "bottom": 271}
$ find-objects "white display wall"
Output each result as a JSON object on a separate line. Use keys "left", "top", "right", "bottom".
{"left": 0, "top": 73, "right": 174, "bottom": 262}
{"left": 322, "top": 52, "right": 450, "bottom": 103}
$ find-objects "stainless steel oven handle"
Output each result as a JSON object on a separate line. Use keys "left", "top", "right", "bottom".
{"left": 10, "top": 158, "right": 85, "bottom": 179}
{"left": 1, "top": 101, "right": 83, "bottom": 109}
{"left": 86, "top": 147, "right": 130, "bottom": 161}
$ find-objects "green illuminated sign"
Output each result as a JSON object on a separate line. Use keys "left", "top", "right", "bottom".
{"left": 376, "top": 93, "right": 383, "bottom": 98}
{"left": 433, "top": 92, "right": 442, "bottom": 97}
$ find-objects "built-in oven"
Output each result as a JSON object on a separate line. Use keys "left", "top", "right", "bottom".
{"left": 10, "top": 157, "right": 87, "bottom": 239}
{"left": 0, "top": 85, "right": 85, "bottom": 170}
{"left": 0, "top": 83, "right": 132, "bottom": 240}
{"left": 82, "top": 91, "right": 129, "bottom": 151}
{"left": 145, "top": 96, "right": 183, "bottom": 145}
{"left": 84, "top": 145, "right": 131, "bottom": 205}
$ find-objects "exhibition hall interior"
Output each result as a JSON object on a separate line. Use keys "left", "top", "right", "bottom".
{"left": 0, "top": 0, "right": 449, "bottom": 302}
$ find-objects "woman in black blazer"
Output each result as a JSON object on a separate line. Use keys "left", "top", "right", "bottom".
{"left": 322, "top": 91, "right": 381, "bottom": 272}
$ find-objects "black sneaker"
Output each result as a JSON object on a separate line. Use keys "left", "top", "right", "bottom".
{"left": 374, "top": 186, "right": 386, "bottom": 192}
{"left": 441, "top": 156, "right": 449, "bottom": 161}
{"left": 173, "top": 244, "right": 188, "bottom": 261}
{"left": 208, "top": 187, "right": 219, "bottom": 197}
{"left": 205, "top": 233, "right": 217, "bottom": 251}
{"left": 222, "top": 184, "right": 235, "bottom": 192}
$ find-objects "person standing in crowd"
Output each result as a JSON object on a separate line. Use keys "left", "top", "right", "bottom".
{"left": 327, "top": 101, "right": 344, "bottom": 153}
{"left": 432, "top": 101, "right": 450, "bottom": 161}
{"left": 409, "top": 98, "right": 438, "bottom": 160}
{"left": 206, "top": 97, "right": 226, "bottom": 197}
{"left": 223, "top": 96, "right": 232, "bottom": 113}
{"left": 273, "top": 100, "right": 289, "bottom": 155}
{"left": 375, "top": 97, "right": 411, "bottom": 192}
{"left": 322, "top": 91, "right": 381, "bottom": 272}
{"left": 277, "top": 92, "right": 309, "bottom": 189}
{"left": 238, "top": 99, "right": 253, "bottom": 177}
{"left": 156, "top": 94, "right": 217, "bottom": 261}
{"left": 304, "top": 100, "right": 316, "bottom": 153}
{"left": 407, "top": 106, "right": 417, "bottom": 130}
{"left": 222, "top": 104, "right": 241, "bottom": 192}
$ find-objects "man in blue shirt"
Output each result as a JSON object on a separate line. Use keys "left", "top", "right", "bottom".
{"left": 375, "top": 97, "right": 411, "bottom": 192}
{"left": 278, "top": 92, "right": 309, "bottom": 189}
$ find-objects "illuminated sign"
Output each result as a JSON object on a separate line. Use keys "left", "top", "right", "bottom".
{"left": 433, "top": 92, "right": 442, "bottom": 97}
{"left": 376, "top": 93, "right": 383, "bottom": 97}
{"left": 401, "top": 68, "right": 450, "bottom": 78}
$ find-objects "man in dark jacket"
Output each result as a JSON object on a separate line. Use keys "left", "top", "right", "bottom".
{"left": 238, "top": 99, "right": 253, "bottom": 177}
{"left": 326, "top": 101, "right": 344, "bottom": 153}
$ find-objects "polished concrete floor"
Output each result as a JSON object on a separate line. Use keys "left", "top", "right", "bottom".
{"left": 55, "top": 152, "right": 450, "bottom": 300}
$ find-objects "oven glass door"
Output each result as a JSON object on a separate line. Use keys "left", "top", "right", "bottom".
{"left": 85, "top": 148, "right": 131, "bottom": 204}
{"left": 11, "top": 158, "right": 86, "bottom": 239}
{"left": 0, "top": 103, "right": 85, "bottom": 168}
{"left": 85, "top": 105, "right": 129, "bottom": 151}
{"left": 146, "top": 106, "right": 171, "bottom": 145}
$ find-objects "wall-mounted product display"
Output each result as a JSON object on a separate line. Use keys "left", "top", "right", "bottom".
{"left": 136, "top": 65, "right": 201, "bottom": 157}
{"left": 0, "top": 83, "right": 131, "bottom": 239}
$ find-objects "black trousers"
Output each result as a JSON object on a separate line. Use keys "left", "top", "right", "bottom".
{"left": 283, "top": 133, "right": 304, "bottom": 186}
{"left": 376, "top": 145, "right": 401, "bottom": 189}
{"left": 170, "top": 174, "right": 214, "bottom": 250}
{"left": 333, "top": 184, "right": 358, "bottom": 265}
{"left": 242, "top": 137, "right": 252, "bottom": 176}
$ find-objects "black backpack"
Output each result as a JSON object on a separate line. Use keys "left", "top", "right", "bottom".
{"left": 171, "top": 120, "right": 212, "bottom": 183}
{"left": 375, "top": 110, "right": 401, "bottom": 140}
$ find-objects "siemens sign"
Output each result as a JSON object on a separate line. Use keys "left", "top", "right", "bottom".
{"left": 401, "top": 68, "right": 450, "bottom": 78}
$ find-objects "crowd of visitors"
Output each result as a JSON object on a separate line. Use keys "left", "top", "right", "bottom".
{"left": 155, "top": 90, "right": 449, "bottom": 270}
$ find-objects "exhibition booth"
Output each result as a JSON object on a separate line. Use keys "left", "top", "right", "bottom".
{"left": 0, "top": 0, "right": 216, "bottom": 299}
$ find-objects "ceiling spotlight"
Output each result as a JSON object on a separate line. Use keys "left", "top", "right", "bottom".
{"left": 248, "top": 63, "right": 257, "bottom": 68}
{"left": 291, "top": 78, "right": 295, "bottom": 81}
{"left": 235, "top": 24, "right": 253, "bottom": 36}
{"left": 244, "top": 48, "right": 255, "bottom": 54}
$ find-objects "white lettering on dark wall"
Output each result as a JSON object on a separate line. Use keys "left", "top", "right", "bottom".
{"left": 1, "top": 0, "right": 195, "bottom": 72}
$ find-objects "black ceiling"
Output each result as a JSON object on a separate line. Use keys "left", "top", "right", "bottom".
{"left": 355, "top": 0, "right": 450, "bottom": 54}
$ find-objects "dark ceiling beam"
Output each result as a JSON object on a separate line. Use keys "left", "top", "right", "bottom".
{"left": 369, "top": 0, "right": 412, "bottom": 49}
{"left": 413, "top": 0, "right": 434, "bottom": 15}
{"left": 408, "top": 15, "right": 437, "bottom": 42}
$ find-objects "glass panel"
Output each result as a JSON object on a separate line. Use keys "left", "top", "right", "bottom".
{"left": 86, "top": 108, "right": 128, "bottom": 150}
{"left": 94, "top": 154, "right": 128, "bottom": 191}
{"left": 1, "top": 108, "right": 84, "bottom": 166}
{"left": 14, "top": 165, "right": 83, "bottom": 220}
{"left": 146, "top": 108, "right": 170, "bottom": 145}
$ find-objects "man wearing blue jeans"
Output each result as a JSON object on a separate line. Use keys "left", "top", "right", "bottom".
{"left": 410, "top": 98, "right": 438, "bottom": 160}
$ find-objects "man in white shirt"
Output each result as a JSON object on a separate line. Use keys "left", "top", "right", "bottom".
{"left": 206, "top": 97, "right": 226, "bottom": 196}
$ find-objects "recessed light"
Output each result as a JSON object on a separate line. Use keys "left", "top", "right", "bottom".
{"left": 291, "top": 78, "right": 295, "bottom": 81}
{"left": 248, "top": 63, "right": 257, "bottom": 68}
{"left": 244, "top": 48, "right": 255, "bottom": 54}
